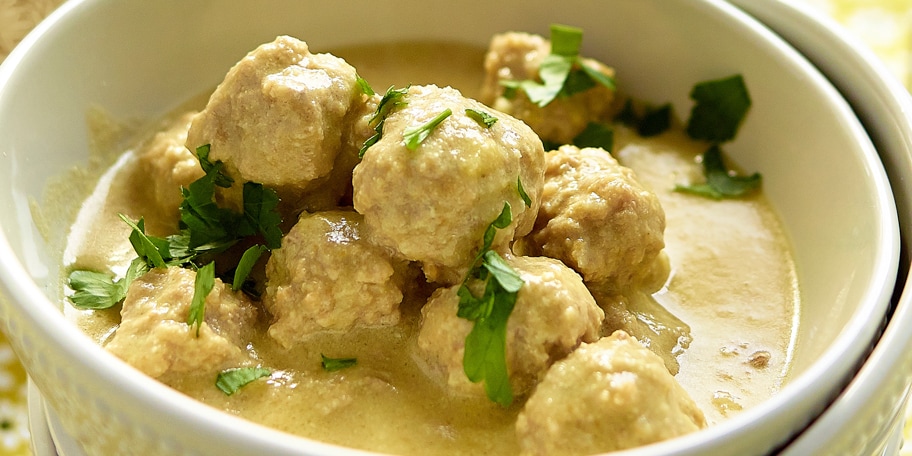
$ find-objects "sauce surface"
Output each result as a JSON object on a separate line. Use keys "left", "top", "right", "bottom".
{"left": 62, "top": 42, "right": 798, "bottom": 455}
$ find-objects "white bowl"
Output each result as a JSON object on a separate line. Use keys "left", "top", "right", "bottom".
{"left": 0, "top": 0, "right": 899, "bottom": 455}
{"left": 729, "top": 1, "right": 912, "bottom": 454}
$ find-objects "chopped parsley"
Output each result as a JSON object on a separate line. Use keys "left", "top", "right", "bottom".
{"left": 457, "top": 202, "right": 523, "bottom": 407}
{"left": 66, "top": 144, "right": 284, "bottom": 315}
{"left": 572, "top": 122, "right": 614, "bottom": 151}
{"left": 355, "top": 74, "right": 374, "bottom": 96}
{"left": 616, "top": 100, "right": 672, "bottom": 138}
{"left": 403, "top": 108, "right": 452, "bottom": 150}
{"left": 233, "top": 244, "right": 267, "bottom": 291}
{"left": 466, "top": 108, "right": 498, "bottom": 128}
{"left": 517, "top": 178, "right": 532, "bottom": 208}
{"left": 500, "top": 24, "right": 615, "bottom": 108}
{"left": 67, "top": 257, "right": 148, "bottom": 310}
{"left": 187, "top": 261, "right": 215, "bottom": 336}
{"left": 675, "top": 145, "right": 762, "bottom": 199}
{"left": 321, "top": 354, "right": 358, "bottom": 372}
{"left": 216, "top": 367, "right": 272, "bottom": 395}
{"left": 686, "top": 74, "right": 751, "bottom": 142}
{"left": 637, "top": 104, "right": 672, "bottom": 137}
{"left": 360, "top": 86, "right": 409, "bottom": 158}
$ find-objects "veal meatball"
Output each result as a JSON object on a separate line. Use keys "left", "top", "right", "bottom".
{"left": 416, "top": 255, "right": 603, "bottom": 398}
{"left": 521, "top": 145, "right": 666, "bottom": 290}
{"left": 480, "top": 32, "right": 616, "bottom": 145}
{"left": 186, "top": 35, "right": 371, "bottom": 210}
{"left": 516, "top": 331, "right": 705, "bottom": 456}
{"left": 106, "top": 267, "right": 257, "bottom": 379}
{"left": 353, "top": 85, "right": 545, "bottom": 283}
{"left": 136, "top": 112, "right": 204, "bottom": 220}
{"left": 264, "top": 211, "right": 407, "bottom": 348}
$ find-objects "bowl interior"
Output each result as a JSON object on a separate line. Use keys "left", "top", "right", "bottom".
{"left": 0, "top": 0, "right": 898, "bottom": 455}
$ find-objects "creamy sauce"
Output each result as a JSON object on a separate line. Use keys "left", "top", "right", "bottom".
{"left": 61, "top": 42, "right": 798, "bottom": 454}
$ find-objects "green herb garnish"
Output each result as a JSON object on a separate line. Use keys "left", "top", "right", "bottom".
{"left": 121, "top": 216, "right": 169, "bottom": 268}
{"left": 67, "top": 257, "right": 149, "bottom": 310}
{"left": 500, "top": 24, "right": 615, "bottom": 108}
{"left": 239, "top": 183, "right": 282, "bottom": 249}
{"left": 187, "top": 261, "right": 215, "bottom": 336}
{"left": 233, "top": 244, "right": 267, "bottom": 291}
{"left": 403, "top": 108, "right": 452, "bottom": 150}
{"left": 572, "top": 122, "right": 614, "bottom": 151}
{"left": 67, "top": 145, "right": 284, "bottom": 316}
{"left": 321, "top": 354, "right": 358, "bottom": 372}
{"left": 360, "top": 86, "right": 409, "bottom": 158}
{"left": 686, "top": 74, "right": 751, "bottom": 142}
{"left": 355, "top": 74, "right": 374, "bottom": 96}
{"left": 675, "top": 145, "right": 762, "bottom": 199}
{"left": 466, "top": 108, "right": 498, "bottom": 128}
{"left": 216, "top": 367, "right": 271, "bottom": 395}
{"left": 517, "top": 178, "right": 532, "bottom": 208}
{"left": 638, "top": 104, "right": 672, "bottom": 137}
{"left": 456, "top": 202, "right": 522, "bottom": 407}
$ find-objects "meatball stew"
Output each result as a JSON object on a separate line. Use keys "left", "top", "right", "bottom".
{"left": 62, "top": 27, "right": 798, "bottom": 456}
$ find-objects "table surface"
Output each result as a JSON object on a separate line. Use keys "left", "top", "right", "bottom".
{"left": 0, "top": 0, "right": 910, "bottom": 455}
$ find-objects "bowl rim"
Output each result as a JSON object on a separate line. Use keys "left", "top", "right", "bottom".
{"left": 0, "top": 0, "right": 901, "bottom": 454}
{"left": 726, "top": 0, "right": 912, "bottom": 453}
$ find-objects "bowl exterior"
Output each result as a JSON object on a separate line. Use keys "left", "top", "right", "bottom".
{"left": 729, "top": 0, "right": 912, "bottom": 454}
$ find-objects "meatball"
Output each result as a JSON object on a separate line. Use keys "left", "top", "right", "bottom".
{"left": 105, "top": 267, "right": 257, "bottom": 379}
{"left": 416, "top": 255, "right": 603, "bottom": 397}
{"left": 480, "top": 32, "right": 616, "bottom": 145}
{"left": 521, "top": 145, "right": 666, "bottom": 290}
{"left": 516, "top": 331, "right": 705, "bottom": 456}
{"left": 136, "top": 111, "right": 204, "bottom": 218}
{"left": 186, "top": 35, "right": 371, "bottom": 211}
{"left": 353, "top": 85, "right": 545, "bottom": 283}
{"left": 264, "top": 210, "right": 407, "bottom": 347}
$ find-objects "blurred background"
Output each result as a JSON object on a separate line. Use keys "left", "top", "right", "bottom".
{"left": 0, "top": 0, "right": 910, "bottom": 454}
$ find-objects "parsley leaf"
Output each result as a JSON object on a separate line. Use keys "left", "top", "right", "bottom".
{"left": 67, "top": 257, "right": 149, "bottom": 310}
{"left": 120, "top": 215, "right": 169, "bottom": 268}
{"left": 216, "top": 367, "right": 271, "bottom": 395}
{"left": 638, "top": 104, "right": 672, "bottom": 137}
{"left": 403, "top": 108, "right": 452, "bottom": 150}
{"left": 549, "top": 24, "right": 583, "bottom": 56}
{"left": 355, "top": 74, "right": 374, "bottom": 96}
{"left": 456, "top": 203, "right": 523, "bottom": 407}
{"left": 233, "top": 244, "right": 267, "bottom": 291}
{"left": 686, "top": 74, "right": 751, "bottom": 142}
{"left": 321, "top": 354, "right": 358, "bottom": 372}
{"left": 466, "top": 108, "right": 498, "bottom": 128}
{"left": 194, "top": 144, "right": 233, "bottom": 188}
{"left": 675, "top": 145, "right": 762, "bottom": 199}
{"left": 240, "top": 183, "right": 283, "bottom": 249}
{"left": 187, "top": 262, "right": 215, "bottom": 337}
{"left": 572, "top": 122, "right": 614, "bottom": 151}
{"left": 360, "top": 86, "right": 409, "bottom": 158}
{"left": 517, "top": 178, "right": 532, "bottom": 208}
{"left": 499, "top": 24, "right": 615, "bottom": 108}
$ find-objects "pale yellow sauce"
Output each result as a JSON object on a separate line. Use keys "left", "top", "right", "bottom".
{"left": 61, "top": 42, "right": 798, "bottom": 455}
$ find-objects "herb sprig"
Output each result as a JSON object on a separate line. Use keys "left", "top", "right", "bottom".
{"left": 456, "top": 202, "right": 524, "bottom": 407}
{"left": 403, "top": 108, "right": 452, "bottom": 150}
{"left": 360, "top": 86, "right": 409, "bottom": 158}
{"left": 216, "top": 367, "right": 272, "bottom": 395}
{"left": 675, "top": 145, "right": 762, "bottom": 199}
{"left": 501, "top": 24, "right": 615, "bottom": 108}
{"left": 67, "top": 144, "right": 285, "bottom": 321}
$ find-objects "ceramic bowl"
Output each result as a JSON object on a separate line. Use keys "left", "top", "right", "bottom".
{"left": 729, "top": 1, "right": 912, "bottom": 454}
{"left": 0, "top": 0, "right": 899, "bottom": 454}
